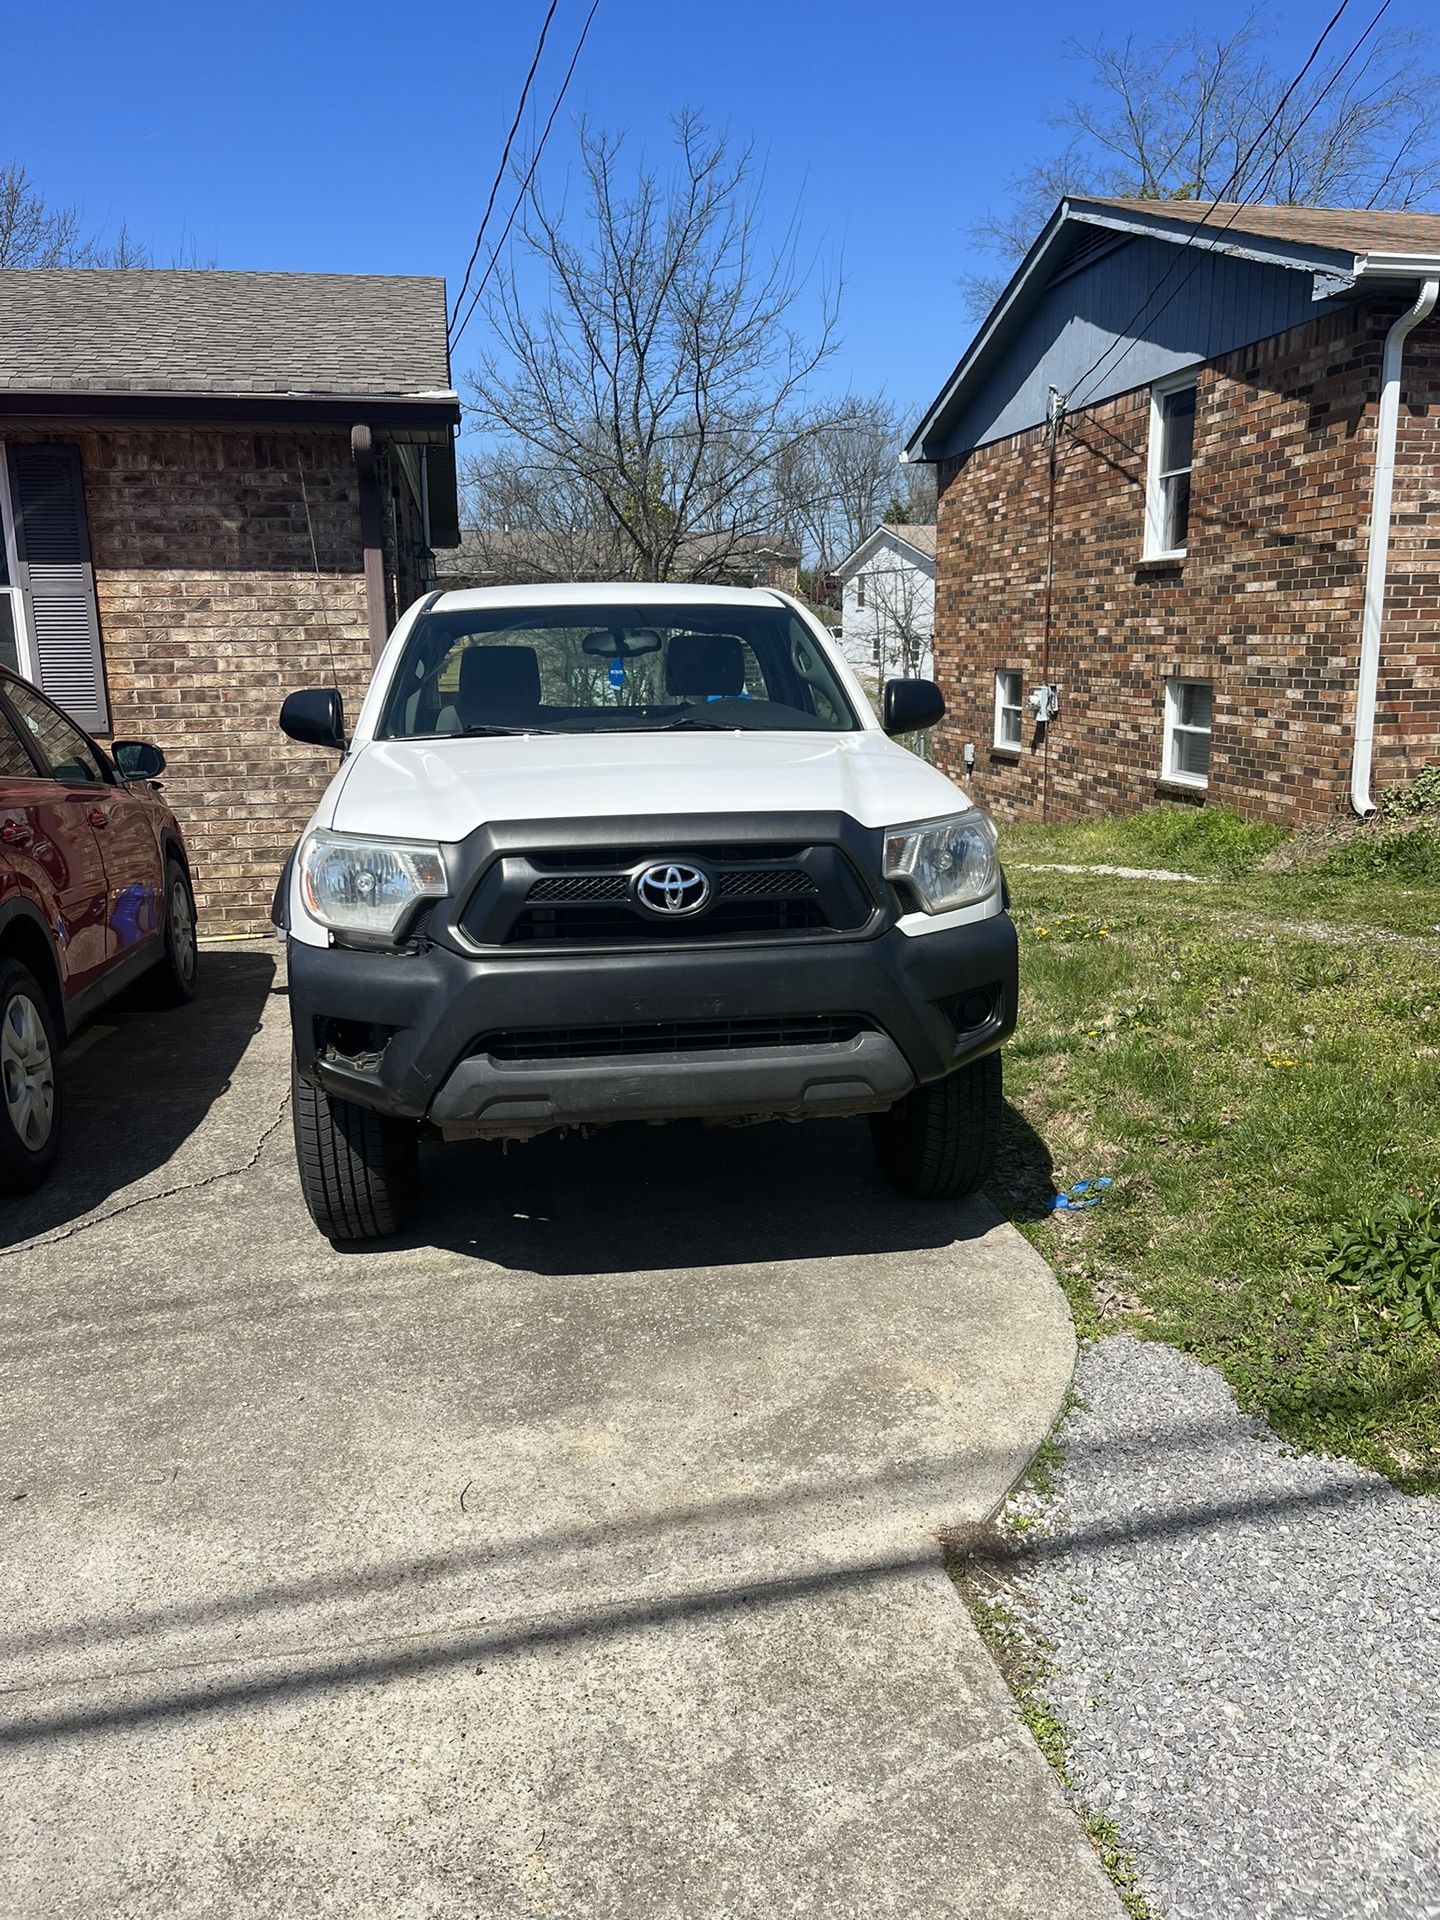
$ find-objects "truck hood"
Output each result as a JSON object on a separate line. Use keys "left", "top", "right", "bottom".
{"left": 326, "top": 730, "right": 971, "bottom": 842}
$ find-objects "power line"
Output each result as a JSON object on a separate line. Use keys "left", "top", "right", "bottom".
{"left": 450, "top": 0, "right": 603, "bottom": 358}
{"left": 1068, "top": 0, "right": 1371, "bottom": 408}
{"left": 447, "top": 0, "right": 561, "bottom": 342}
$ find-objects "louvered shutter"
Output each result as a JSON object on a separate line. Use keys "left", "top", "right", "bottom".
{"left": 5, "top": 444, "right": 109, "bottom": 733}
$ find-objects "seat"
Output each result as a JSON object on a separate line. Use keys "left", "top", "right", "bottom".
{"left": 439, "top": 645, "right": 543, "bottom": 731}
{"left": 665, "top": 633, "right": 745, "bottom": 699}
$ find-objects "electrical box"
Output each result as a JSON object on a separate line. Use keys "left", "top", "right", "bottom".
{"left": 1029, "top": 683, "right": 1060, "bottom": 724}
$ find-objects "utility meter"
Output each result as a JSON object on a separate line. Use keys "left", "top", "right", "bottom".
{"left": 1029, "top": 683, "right": 1060, "bottom": 724}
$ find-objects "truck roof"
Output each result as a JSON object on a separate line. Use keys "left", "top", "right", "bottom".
{"left": 429, "top": 581, "right": 790, "bottom": 613}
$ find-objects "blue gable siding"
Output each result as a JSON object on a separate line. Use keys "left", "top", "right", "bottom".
{"left": 939, "top": 236, "right": 1337, "bottom": 458}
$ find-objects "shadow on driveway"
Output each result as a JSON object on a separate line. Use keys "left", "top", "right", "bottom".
{"left": 374, "top": 1114, "right": 1000, "bottom": 1275}
{"left": 0, "top": 950, "right": 277, "bottom": 1249}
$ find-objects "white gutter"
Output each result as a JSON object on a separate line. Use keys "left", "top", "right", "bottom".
{"left": 1351, "top": 275, "right": 1439, "bottom": 817}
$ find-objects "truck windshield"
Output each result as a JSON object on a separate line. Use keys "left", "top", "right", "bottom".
{"left": 378, "top": 602, "right": 862, "bottom": 738}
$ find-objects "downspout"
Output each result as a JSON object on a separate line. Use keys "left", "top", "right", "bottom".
{"left": 1351, "top": 277, "right": 1438, "bottom": 816}
{"left": 350, "top": 423, "right": 390, "bottom": 665}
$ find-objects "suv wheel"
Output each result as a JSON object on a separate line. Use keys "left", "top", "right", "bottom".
{"left": 870, "top": 1052, "right": 1002, "bottom": 1200}
{"left": 0, "top": 960, "right": 62, "bottom": 1193}
{"left": 291, "top": 1057, "right": 418, "bottom": 1241}
{"left": 147, "top": 859, "right": 199, "bottom": 1006}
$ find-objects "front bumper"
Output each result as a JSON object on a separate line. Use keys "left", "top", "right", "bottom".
{"left": 288, "top": 915, "right": 1018, "bottom": 1140}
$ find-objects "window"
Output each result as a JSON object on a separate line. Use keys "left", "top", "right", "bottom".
{"left": 0, "top": 708, "right": 38, "bottom": 781}
{"left": 994, "top": 669, "right": 1023, "bottom": 749}
{"left": 4, "top": 676, "right": 107, "bottom": 783}
{"left": 1145, "top": 377, "right": 1196, "bottom": 558}
{"left": 1163, "top": 678, "right": 1212, "bottom": 786}
{"left": 856, "top": 574, "right": 866, "bottom": 609}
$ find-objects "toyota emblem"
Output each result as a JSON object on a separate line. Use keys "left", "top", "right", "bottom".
{"left": 634, "top": 861, "right": 711, "bottom": 916}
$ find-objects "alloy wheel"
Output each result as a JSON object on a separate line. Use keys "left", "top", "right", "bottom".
{"left": 171, "top": 878, "right": 197, "bottom": 982}
{"left": 2, "top": 992, "right": 55, "bottom": 1152}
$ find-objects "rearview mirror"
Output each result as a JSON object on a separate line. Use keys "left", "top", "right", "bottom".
{"left": 280, "top": 688, "right": 346, "bottom": 751}
{"left": 582, "top": 628, "right": 663, "bottom": 658}
{"left": 112, "top": 740, "right": 165, "bottom": 781}
{"left": 882, "top": 678, "right": 946, "bottom": 736}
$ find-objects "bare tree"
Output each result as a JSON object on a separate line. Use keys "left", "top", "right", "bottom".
{"left": 967, "top": 18, "right": 1440, "bottom": 313}
{"left": 0, "top": 162, "right": 168, "bottom": 268}
{"left": 465, "top": 113, "right": 841, "bottom": 582}
{"left": 0, "top": 163, "right": 97, "bottom": 267}
{"left": 862, "top": 561, "right": 933, "bottom": 682}
{"left": 773, "top": 392, "right": 909, "bottom": 581}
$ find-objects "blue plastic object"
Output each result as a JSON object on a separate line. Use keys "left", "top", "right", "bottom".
{"left": 1051, "top": 1177, "right": 1114, "bottom": 1212}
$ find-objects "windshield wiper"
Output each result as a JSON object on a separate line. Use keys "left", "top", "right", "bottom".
{"left": 450, "top": 724, "right": 565, "bottom": 737}
{"left": 648, "top": 716, "right": 745, "bottom": 731}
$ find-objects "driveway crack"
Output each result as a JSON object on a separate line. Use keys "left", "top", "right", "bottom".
{"left": 1, "top": 1093, "right": 292, "bottom": 1259}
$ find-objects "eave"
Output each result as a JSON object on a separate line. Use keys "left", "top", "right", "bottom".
{"left": 0, "top": 389, "right": 461, "bottom": 434}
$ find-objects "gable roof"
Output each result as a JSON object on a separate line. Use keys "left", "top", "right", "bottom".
{"left": 907, "top": 196, "right": 1440, "bottom": 463}
{"left": 836, "top": 523, "right": 937, "bottom": 578}
{"left": 0, "top": 270, "right": 456, "bottom": 415}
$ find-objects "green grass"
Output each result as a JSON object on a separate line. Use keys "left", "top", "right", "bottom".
{"left": 1003, "top": 803, "right": 1289, "bottom": 877}
{"left": 994, "top": 808, "right": 1440, "bottom": 1488}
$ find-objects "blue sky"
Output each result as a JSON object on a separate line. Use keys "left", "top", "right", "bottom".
{"left": 10, "top": 0, "right": 1430, "bottom": 422}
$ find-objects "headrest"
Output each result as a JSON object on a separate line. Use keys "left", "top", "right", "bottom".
{"left": 459, "top": 644, "right": 542, "bottom": 712}
{"left": 666, "top": 633, "right": 745, "bottom": 698}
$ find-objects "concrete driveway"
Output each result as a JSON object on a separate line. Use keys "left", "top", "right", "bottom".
{"left": 0, "top": 946, "right": 1120, "bottom": 1919}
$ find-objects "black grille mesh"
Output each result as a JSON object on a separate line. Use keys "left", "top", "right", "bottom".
{"left": 717, "top": 867, "right": 813, "bottom": 897}
{"left": 526, "top": 874, "right": 630, "bottom": 902}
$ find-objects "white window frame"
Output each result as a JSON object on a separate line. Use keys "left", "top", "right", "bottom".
{"left": 994, "top": 668, "right": 1023, "bottom": 749}
{"left": 1144, "top": 372, "right": 1196, "bottom": 561}
{"left": 0, "top": 449, "right": 39, "bottom": 683}
{"left": 1162, "top": 677, "right": 1212, "bottom": 788}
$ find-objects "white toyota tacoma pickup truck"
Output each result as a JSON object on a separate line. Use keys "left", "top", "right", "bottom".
{"left": 274, "top": 583, "right": 1016, "bottom": 1241}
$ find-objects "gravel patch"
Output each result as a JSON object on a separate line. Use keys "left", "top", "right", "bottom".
{"left": 1001, "top": 1335, "right": 1440, "bottom": 1920}
{"left": 1009, "top": 862, "right": 1203, "bottom": 883}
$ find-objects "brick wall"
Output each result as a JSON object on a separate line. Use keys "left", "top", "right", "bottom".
{"left": 932, "top": 300, "right": 1440, "bottom": 826}
{"left": 10, "top": 426, "right": 375, "bottom": 933}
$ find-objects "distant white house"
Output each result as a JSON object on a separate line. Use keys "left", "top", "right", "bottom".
{"left": 834, "top": 524, "right": 936, "bottom": 680}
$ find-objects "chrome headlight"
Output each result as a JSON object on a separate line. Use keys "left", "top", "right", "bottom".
{"left": 883, "top": 811, "right": 999, "bottom": 914}
{"left": 299, "top": 830, "right": 447, "bottom": 939}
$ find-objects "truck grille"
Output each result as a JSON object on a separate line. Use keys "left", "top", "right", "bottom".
{"left": 458, "top": 838, "right": 875, "bottom": 948}
{"left": 472, "top": 1015, "right": 873, "bottom": 1061}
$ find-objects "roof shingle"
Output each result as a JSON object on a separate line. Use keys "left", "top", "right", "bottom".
{"left": 1088, "top": 197, "right": 1440, "bottom": 258}
{"left": 0, "top": 270, "right": 453, "bottom": 396}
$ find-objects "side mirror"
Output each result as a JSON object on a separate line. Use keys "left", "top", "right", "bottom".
{"left": 882, "top": 678, "right": 946, "bottom": 736}
{"left": 112, "top": 740, "right": 165, "bottom": 781}
{"left": 280, "top": 688, "right": 346, "bottom": 751}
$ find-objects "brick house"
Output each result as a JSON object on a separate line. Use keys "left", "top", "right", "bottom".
{"left": 0, "top": 270, "right": 460, "bottom": 929}
{"left": 905, "top": 200, "right": 1440, "bottom": 826}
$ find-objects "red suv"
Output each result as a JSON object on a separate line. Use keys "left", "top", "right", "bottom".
{"left": 0, "top": 667, "right": 197, "bottom": 1193}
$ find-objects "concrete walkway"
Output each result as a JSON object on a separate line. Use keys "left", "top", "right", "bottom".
{"left": 0, "top": 946, "right": 1120, "bottom": 1918}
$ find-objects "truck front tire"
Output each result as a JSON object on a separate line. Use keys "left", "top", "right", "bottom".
{"left": 870, "top": 1052, "right": 1002, "bottom": 1200}
{"left": 292, "top": 1057, "right": 418, "bottom": 1242}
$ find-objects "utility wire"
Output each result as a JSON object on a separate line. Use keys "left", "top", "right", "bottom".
{"left": 450, "top": 0, "right": 603, "bottom": 357}
{"left": 448, "top": 0, "right": 561, "bottom": 341}
{"left": 1067, "top": 0, "right": 1369, "bottom": 407}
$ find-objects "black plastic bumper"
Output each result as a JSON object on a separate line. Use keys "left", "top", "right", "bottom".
{"left": 287, "top": 914, "right": 1018, "bottom": 1138}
